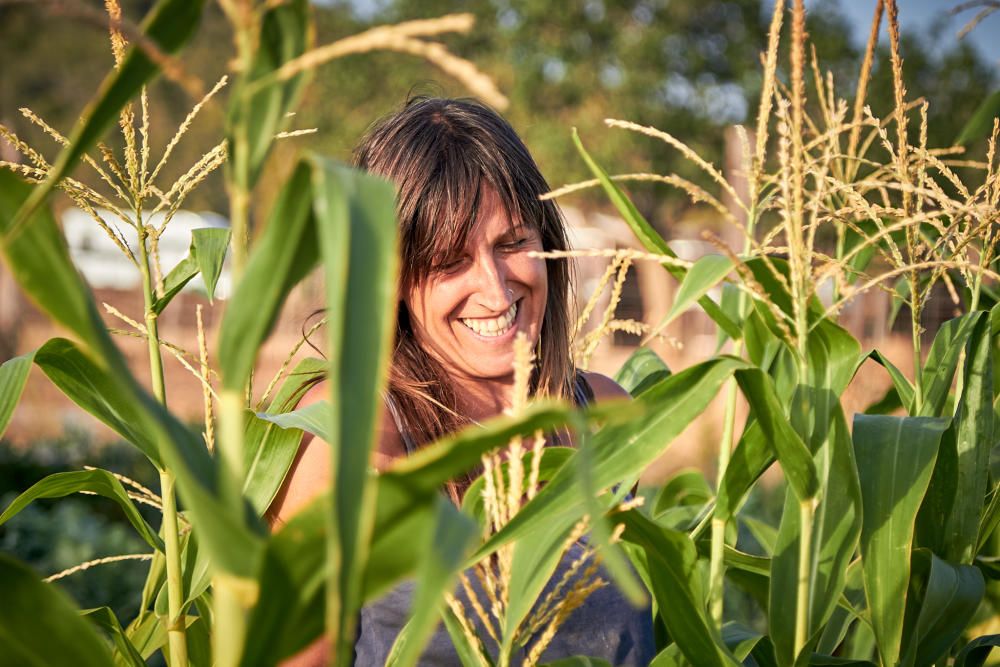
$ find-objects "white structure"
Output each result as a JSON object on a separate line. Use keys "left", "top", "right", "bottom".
{"left": 62, "top": 207, "right": 232, "bottom": 299}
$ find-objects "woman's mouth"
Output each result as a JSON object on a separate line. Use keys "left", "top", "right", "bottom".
{"left": 459, "top": 300, "right": 518, "bottom": 337}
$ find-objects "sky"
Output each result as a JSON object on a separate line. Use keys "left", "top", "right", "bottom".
{"left": 797, "top": 0, "right": 1000, "bottom": 63}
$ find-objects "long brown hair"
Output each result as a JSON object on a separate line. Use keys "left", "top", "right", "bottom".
{"left": 353, "top": 97, "right": 575, "bottom": 463}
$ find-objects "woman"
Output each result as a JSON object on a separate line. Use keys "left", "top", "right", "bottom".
{"left": 270, "top": 97, "right": 654, "bottom": 665}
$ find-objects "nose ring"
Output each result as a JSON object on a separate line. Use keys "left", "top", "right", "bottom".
{"left": 506, "top": 288, "right": 514, "bottom": 301}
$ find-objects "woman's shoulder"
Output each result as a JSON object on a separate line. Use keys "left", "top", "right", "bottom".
{"left": 579, "top": 371, "right": 631, "bottom": 402}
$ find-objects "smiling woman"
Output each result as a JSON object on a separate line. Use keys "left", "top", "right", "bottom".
{"left": 268, "top": 97, "right": 653, "bottom": 666}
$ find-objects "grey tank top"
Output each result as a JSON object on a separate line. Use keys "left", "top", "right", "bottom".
{"left": 355, "top": 376, "right": 656, "bottom": 666}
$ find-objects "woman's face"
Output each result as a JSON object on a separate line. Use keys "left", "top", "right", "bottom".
{"left": 404, "top": 189, "right": 548, "bottom": 385}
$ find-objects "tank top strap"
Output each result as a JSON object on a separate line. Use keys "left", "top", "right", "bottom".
{"left": 382, "top": 392, "right": 418, "bottom": 454}
{"left": 572, "top": 372, "right": 595, "bottom": 407}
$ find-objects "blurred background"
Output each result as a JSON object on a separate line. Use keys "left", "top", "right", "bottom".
{"left": 0, "top": 0, "right": 997, "bottom": 619}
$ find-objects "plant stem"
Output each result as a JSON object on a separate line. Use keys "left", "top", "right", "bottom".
{"left": 709, "top": 360, "right": 741, "bottom": 625}
{"left": 911, "top": 300, "right": 924, "bottom": 415}
{"left": 213, "top": 389, "right": 250, "bottom": 667}
{"left": 138, "top": 222, "right": 189, "bottom": 667}
{"left": 794, "top": 498, "right": 814, "bottom": 658}
{"left": 708, "top": 197, "right": 758, "bottom": 625}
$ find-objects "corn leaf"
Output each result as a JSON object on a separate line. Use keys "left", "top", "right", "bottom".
{"left": 0, "top": 469, "right": 163, "bottom": 552}
{"left": 900, "top": 549, "right": 984, "bottom": 667}
{"left": 35, "top": 338, "right": 163, "bottom": 464}
{"left": 0, "top": 171, "right": 112, "bottom": 361}
{"left": 0, "top": 350, "right": 35, "bottom": 441}
{"left": 242, "top": 357, "right": 325, "bottom": 515}
{"left": 954, "top": 635, "right": 1000, "bottom": 667}
{"left": 226, "top": 0, "right": 311, "bottom": 190}
{"left": 956, "top": 90, "right": 1000, "bottom": 146}
{"left": 240, "top": 495, "right": 326, "bottom": 667}
{"left": 614, "top": 347, "right": 671, "bottom": 397}
{"left": 152, "top": 227, "right": 231, "bottom": 313}
{"left": 768, "top": 405, "right": 862, "bottom": 666}
{"left": 217, "top": 161, "right": 318, "bottom": 390}
{"left": 649, "top": 254, "right": 734, "bottom": 339}
{"left": 0, "top": 554, "right": 114, "bottom": 667}
{"left": 918, "top": 313, "right": 994, "bottom": 562}
{"left": 310, "top": 157, "right": 399, "bottom": 663}
{"left": 386, "top": 497, "right": 478, "bottom": 667}
{"left": 619, "top": 510, "right": 741, "bottom": 667}
{"left": 571, "top": 129, "right": 740, "bottom": 339}
{"left": 920, "top": 312, "right": 984, "bottom": 417}
{"left": 478, "top": 356, "right": 750, "bottom": 559}
{"left": 81, "top": 606, "right": 146, "bottom": 667}
{"left": 854, "top": 414, "right": 950, "bottom": 667}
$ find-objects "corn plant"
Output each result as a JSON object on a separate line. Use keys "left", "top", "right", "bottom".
{"left": 538, "top": 1, "right": 1000, "bottom": 665}
{"left": 3, "top": 1, "right": 1000, "bottom": 667}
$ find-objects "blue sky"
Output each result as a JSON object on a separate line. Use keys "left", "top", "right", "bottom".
{"left": 796, "top": 0, "right": 1000, "bottom": 63}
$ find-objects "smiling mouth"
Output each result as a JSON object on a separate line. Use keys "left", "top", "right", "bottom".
{"left": 459, "top": 300, "right": 518, "bottom": 337}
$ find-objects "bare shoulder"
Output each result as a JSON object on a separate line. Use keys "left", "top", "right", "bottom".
{"left": 266, "top": 381, "right": 405, "bottom": 527}
{"left": 581, "top": 371, "right": 632, "bottom": 402}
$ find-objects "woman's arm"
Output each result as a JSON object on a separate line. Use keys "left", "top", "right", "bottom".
{"left": 265, "top": 384, "right": 406, "bottom": 665}
{"left": 266, "top": 383, "right": 406, "bottom": 527}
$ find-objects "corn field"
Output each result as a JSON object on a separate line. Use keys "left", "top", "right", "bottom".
{"left": 1, "top": 0, "right": 1000, "bottom": 666}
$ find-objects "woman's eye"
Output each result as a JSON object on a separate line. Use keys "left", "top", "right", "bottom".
{"left": 435, "top": 258, "right": 465, "bottom": 274}
{"left": 501, "top": 237, "right": 530, "bottom": 251}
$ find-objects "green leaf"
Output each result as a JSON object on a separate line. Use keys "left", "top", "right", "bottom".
{"left": 386, "top": 498, "right": 478, "bottom": 667}
{"left": 441, "top": 603, "right": 494, "bottom": 667}
{"left": 769, "top": 405, "right": 862, "bottom": 665}
{"left": 256, "top": 401, "right": 331, "bottom": 443}
{"left": 13, "top": 0, "right": 206, "bottom": 226}
{"left": 34, "top": 338, "right": 163, "bottom": 465}
{"left": 652, "top": 469, "right": 712, "bottom": 518}
{"left": 956, "top": 90, "right": 1000, "bottom": 145}
{"left": 0, "top": 172, "right": 112, "bottom": 361}
{"left": 1, "top": 175, "right": 261, "bottom": 576}
{"left": 152, "top": 252, "right": 198, "bottom": 315}
{"left": 954, "top": 634, "right": 1000, "bottom": 667}
{"left": 734, "top": 368, "right": 818, "bottom": 502}
{"left": 502, "top": 519, "right": 577, "bottom": 649}
{"left": 571, "top": 129, "right": 740, "bottom": 339}
{"left": 900, "top": 549, "right": 984, "bottom": 667}
{"left": 0, "top": 469, "right": 162, "bottom": 552}
{"left": 572, "top": 425, "right": 646, "bottom": 607}
{"left": 226, "top": 0, "right": 311, "bottom": 189}
{"left": 367, "top": 403, "right": 586, "bottom": 601}
{"left": 151, "top": 227, "right": 230, "bottom": 313}
{"left": 192, "top": 227, "right": 230, "bottom": 300}
{"left": 649, "top": 254, "right": 734, "bottom": 338}
{"left": 0, "top": 350, "right": 34, "bottom": 441}
{"left": 867, "top": 349, "right": 916, "bottom": 414}
{"left": 478, "top": 356, "right": 750, "bottom": 558}
{"left": 918, "top": 313, "right": 994, "bottom": 562}
{"left": 619, "top": 510, "right": 740, "bottom": 667}
{"left": 541, "top": 659, "right": 613, "bottom": 667}
{"left": 716, "top": 420, "right": 773, "bottom": 522}
{"left": 310, "top": 157, "right": 400, "bottom": 663}
{"left": 0, "top": 553, "right": 114, "bottom": 667}
{"left": 242, "top": 357, "right": 325, "bottom": 515}
{"left": 614, "top": 347, "right": 671, "bottom": 397}
{"left": 853, "top": 414, "right": 950, "bottom": 667}
{"left": 240, "top": 496, "right": 326, "bottom": 667}
{"left": 81, "top": 606, "right": 146, "bottom": 667}
{"left": 920, "top": 312, "right": 984, "bottom": 417}
{"left": 217, "top": 161, "right": 318, "bottom": 390}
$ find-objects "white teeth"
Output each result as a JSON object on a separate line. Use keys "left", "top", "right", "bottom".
{"left": 461, "top": 301, "right": 518, "bottom": 337}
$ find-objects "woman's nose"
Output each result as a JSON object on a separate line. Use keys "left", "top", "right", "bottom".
{"left": 471, "top": 255, "right": 512, "bottom": 311}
